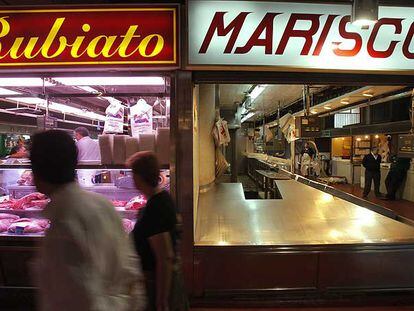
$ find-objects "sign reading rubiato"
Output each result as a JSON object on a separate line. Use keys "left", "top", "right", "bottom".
{"left": 0, "top": 6, "right": 178, "bottom": 68}
{"left": 188, "top": 1, "right": 414, "bottom": 72}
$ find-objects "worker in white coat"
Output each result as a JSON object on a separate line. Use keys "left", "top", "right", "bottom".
{"left": 74, "top": 127, "right": 101, "bottom": 161}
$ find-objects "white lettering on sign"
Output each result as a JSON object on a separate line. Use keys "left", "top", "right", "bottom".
{"left": 188, "top": 1, "right": 414, "bottom": 71}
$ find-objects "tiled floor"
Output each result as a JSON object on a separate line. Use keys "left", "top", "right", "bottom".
{"left": 335, "top": 184, "right": 414, "bottom": 221}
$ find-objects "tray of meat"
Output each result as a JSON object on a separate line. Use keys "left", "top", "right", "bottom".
{"left": 122, "top": 218, "right": 135, "bottom": 233}
{"left": 22, "top": 199, "right": 50, "bottom": 210}
{"left": 0, "top": 213, "right": 20, "bottom": 221}
{"left": 12, "top": 192, "right": 48, "bottom": 210}
{"left": 112, "top": 200, "right": 127, "bottom": 207}
{"left": 0, "top": 199, "right": 16, "bottom": 210}
{"left": 7, "top": 217, "right": 49, "bottom": 234}
{"left": 125, "top": 195, "right": 146, "bottom": 210}
{"left": 0, "top": 218, "right": 15, "bottom": 232}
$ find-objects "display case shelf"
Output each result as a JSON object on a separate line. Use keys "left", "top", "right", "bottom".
{"left": 0, "top": 163, "right": 169, "bottom": 170}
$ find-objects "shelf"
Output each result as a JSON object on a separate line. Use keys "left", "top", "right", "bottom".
{"left": 0, "top": 207, "right": 138, "bottom": 216}
{"left": 0, "top": 164, "right": 170, "bottom": 170}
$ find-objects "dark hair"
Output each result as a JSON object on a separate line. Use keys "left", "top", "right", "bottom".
{"left": 30, "top": 130, "right": 77, "bottom": 184}
{"left": 126, "top": 151, "right": 160, "bottom": 188}
{"left": 74, "top": 127, "right": 89, "bottom": 137}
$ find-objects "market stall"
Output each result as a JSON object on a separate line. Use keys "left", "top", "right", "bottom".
{"left": 187, "top": 0, "right": 414, "bottom": 302}
{"left": 0, "top": 5, "right": 179, "bottom": 301}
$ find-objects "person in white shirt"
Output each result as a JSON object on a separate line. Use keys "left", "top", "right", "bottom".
{"left": 30, "top": 130, "right": 146, "bottom": 311}
{"left": 74, "top": 127, "right": 101, "bottom": 161}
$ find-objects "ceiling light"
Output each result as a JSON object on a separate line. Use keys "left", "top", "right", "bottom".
{"left": 54, "top": 76, "right": 165, "bottom": 86}
{"left": 352, "top": 0, "right": 378, "bottom": 27}
{"left": 363, "top": 91, "right": 374, "bottom": 97}
{"left": 324, "top": 106, "right": 332, "bottom": 110}
{"left": 365, "top": 135, "right": 369, "bottom": 139}
{"left": 0, "top": 78, "right": 54, "bottom": 87}
{"left": 6, "top": 97, "right": 105, "bottom": 121}
{"left": 375, "top": 135, "right": 379, "bottom": 138}
{"left": 311, "top": 110, "right": 318, "bottom": 114}
{"left": 248, "top": 85, "right": 267, "bottom": 102}
{"left": 357, "top": 137, "right": 362, "bottom": 141}
{"left": 340, "top": 99, "right": 350, "bottom": 104}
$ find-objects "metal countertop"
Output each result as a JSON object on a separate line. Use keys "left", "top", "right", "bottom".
{"left": 195, "top": 181, "right": 414, "bottom": 246}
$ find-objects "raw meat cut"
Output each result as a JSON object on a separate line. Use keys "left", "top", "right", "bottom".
{"left": 125, "top": 196, "right": 146, "bottom": 210}
{"left": 12, "top": 192, "right": 47, "bottom": 210}
{"left": 32, "top": 219, "right": 50, "bottom": 229}
{"left": 0, "top": 199, "right": 16, "bottom": 209}
{"left": 8, "top": 221, "right": 32, "bottom": 233}
{"left": 0, "top": 219, "right": 13, "bottom": 232}
{"left": 21, "top": 199, "right": 50, "bottom": 209}
{"left": 112, "top": 200, "right": 127, "bottom": 207}
{"left": 0, "top": 213, "right": 19, "bottom": 220}
{"left": 122, "top": 219, "right": 134, "bottom": 233}
{"left": 8, "top": 218, "right": 47, "bottom": 234}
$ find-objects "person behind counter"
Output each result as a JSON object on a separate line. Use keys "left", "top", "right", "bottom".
{"left": 301, "top": 142, "right": 315, "bottom": 159}
{"left": 30, "top": 130, "right": 145, "bottom": 311}
{"left": 383, "top": 155, "right": 411, "bottom": 201}
{"left": 74, "top": 126, "right": 101, "bottom": 161}
{"left": 362, "top": 146, "right": 382, "bottom": 198}
{"left": 128, "top": 151, "right": 188, "bottom": 311}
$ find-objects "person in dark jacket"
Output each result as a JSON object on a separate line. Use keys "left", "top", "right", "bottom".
{"left": 128, "top": 151, "right": 188, "bottom": 311}
{"left": 362, "top": 146, "right": 382, "bottom": 198}
{"left": 383, "top": 155, "right": 411, "bottom": 200}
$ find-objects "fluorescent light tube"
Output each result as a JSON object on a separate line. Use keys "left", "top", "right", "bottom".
{"left": 0, "top": 78, "right": 54, "bottom": 87}
{"left": 54, "top": 76, "right": 165, "bottom": 86}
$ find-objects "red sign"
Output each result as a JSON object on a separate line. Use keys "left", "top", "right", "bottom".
{"left": 0, "top": 7, "right": 178, "bottom": 68}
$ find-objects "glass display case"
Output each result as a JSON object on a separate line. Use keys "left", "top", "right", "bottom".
{"left": 0, "top": 164, "right": 170, "bottom": 237}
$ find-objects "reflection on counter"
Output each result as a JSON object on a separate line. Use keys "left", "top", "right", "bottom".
{"left": 196, "top": 180, "right": 414, "bottom": 246}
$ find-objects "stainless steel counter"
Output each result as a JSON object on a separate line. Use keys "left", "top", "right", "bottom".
{"left": 195, "top": 180, "right": 414, "bottom": 246}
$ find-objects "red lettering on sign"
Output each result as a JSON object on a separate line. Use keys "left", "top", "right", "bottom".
{"left": 403, "top": 21, "right": 414, "bottom": 59}
{"left": 234, "top": 13, "right": 280, "bottom": 54}
{"left": 332, "top": 16, "right": 362, "bottom": 57}
{"left": 199, "top": 11, "right": 250, "bottom": 54}
{"left": 367, "top": 18, "right": 403, "bottom": 58}
{"left": 313, "top": 15, "right": 338, "bottom": 56}
{"left": 275, "top": 13, "right": 321, "bottom": 55}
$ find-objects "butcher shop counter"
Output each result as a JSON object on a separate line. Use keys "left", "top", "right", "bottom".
{"left": 193, "top": 179, "right": 414, "bottom": 300}
{"left": 0, "top": 165, "right": 170, "bottom": 305}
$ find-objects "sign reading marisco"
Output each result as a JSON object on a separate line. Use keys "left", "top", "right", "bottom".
{"left": 0, "top": 7, "right": 177, "bottom": 67}
{"left": 188, "top": 1, "right": 414, "bottom": 71}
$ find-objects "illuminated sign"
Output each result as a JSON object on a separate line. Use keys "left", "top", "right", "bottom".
{"left": 0, "top": 7, "right": 177, "bottom": 67}
{"left": 188, "top": 1, "right": 414, "bottom": 72}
